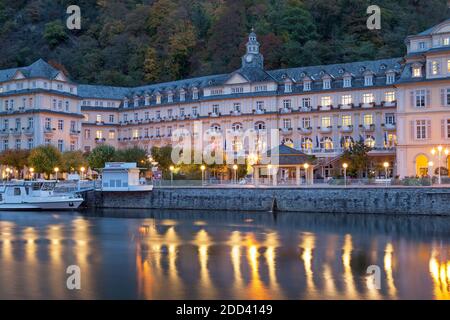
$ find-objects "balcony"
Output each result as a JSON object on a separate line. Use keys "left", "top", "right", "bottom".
{"left": 299, "top": 106, "right": 311, "bottom": 112}
{"left": 95, "top": 138, "right": 106, "bottom": 144}
{"left": 70, "top": 129, "right": 81, "bottom": 136}
{"left": 23, "top": 127, "right": 34, "bottom": 135}
{"left": 318, "top": 105, "right": 332, "bottom": 111}
{"left": 382, "top": 100, "right": 397, "bottom": 107}
{"left": 0, "top": 129, "right": 9, "bottom": 137}
{"left": 280, "top": 108, "right": 292, "bottom": 114}
{"left": 360, "top": 124, "right": 375, "bottom": 132}
{"left": 43, "top": 127, "right": 55, "bottom": 135}
{"left": 253, "top": 109, "right": 265, "bottom": 115}
{"left": 339, "top": 125, "right": 353, "bottom": 133}
{"left": 279, "top": 127, "right": 293, "bottom": 135}
{"left": 298, "top": 127, "right": 312, "bottom": 135}
{"left": 339, "top": 103, "right": 353, "bottom": 110}
{"left": 318, "top": 126, "right": 332, "bottom": 134}
{"left": 11, "top": 128, "right": 22, "bottom": 136}
{"left": 191, "top": 113, "right": 199, "bottom": 119}
{"left": 230, "top": 110, "right": 241, "bottom": 116}
{"left": 209, "top": 112, "right": 219, "bottom": 118}
{"left": 361, "top": 102, "right": 376, "bottom": 109}
{"left": 383, "top": 123, "right": 396, "bottom": 131}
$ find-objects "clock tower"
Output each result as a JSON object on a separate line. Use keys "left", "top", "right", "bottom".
{"left": 241, "top": 29, "right": 264, "bottom": 69}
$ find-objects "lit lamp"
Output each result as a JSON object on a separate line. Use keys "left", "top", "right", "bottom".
{"left": 232, "top": 164, "right": 238, "bottom": 184}
{"left": 5, "top": 167, "right": 11, "bottom": 182}
{"left": 54, "top": 167, "right": 59, "bottom": 181}
{"left": 80, "top": 166, "right": 86, "bottom": 180}
{"left": 29, "top": 167, "right": 35, "bottom": 181}
{"left": 200, "top": 165, "right": 206, "bottom": 186}
{"left": 169, "top": 165, "right": 175, "bottom": 186}
{"left": 383, "top": 162, "right": 390, "bottom": 187}
{"left": 342, "top": 163, "right": 348, "bottom": 187}
{"left": 304, "top": 163, "right": 310, "bottom": 185}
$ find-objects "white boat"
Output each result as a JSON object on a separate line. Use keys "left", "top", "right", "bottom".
{"left": 0, "top": 181, "right": 84, "bottom": 210}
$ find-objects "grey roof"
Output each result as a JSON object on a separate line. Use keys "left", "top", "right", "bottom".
{"left": 78, "top": 84, "right": 130, "bottom": 99}
{"left": 417, "top": 18, "right": 450, "bottom": 36}
{"left": 261, "top": 144, "right": 312, "bottom": 166}
{"left": 0, "top": 59, "right": 62, "bottom": 82}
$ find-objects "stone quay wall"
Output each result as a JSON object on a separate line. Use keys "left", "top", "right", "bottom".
{"left": 83, "top": 187, "right": 450, "bottom": 215}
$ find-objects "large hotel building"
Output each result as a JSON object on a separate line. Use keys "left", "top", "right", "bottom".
{"left": 1, "top": 20, "right": 450, "bottom": 178}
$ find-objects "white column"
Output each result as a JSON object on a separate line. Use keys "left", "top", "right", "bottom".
{"left": 296, "top": 166, "right": 301, "bottom": 185}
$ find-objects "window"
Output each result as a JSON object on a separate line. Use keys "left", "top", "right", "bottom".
{"left": 302, "top": 98, "right": 311, "bottom": 108}
{"left": 192, "top": 107, "right": 198, "bottom": 116}
{"left": 180, "top": 108, "right": 185, "bottom": 116}
{"left": 385, "top": 91, "right": 396, "bottom": 102}
{"left": 447, "top": 119, "right": 450, "bottom": 138}
{"left": 96, "top": 130, "right": 102, "bottom": 139}
{"left": 301, "top": 137, "right": 313, "bottom": 150}
{"left": 3, "top": 119, "right": 8, "bottom": 130}
{"left": 44, "top": 139, "right": 50, "bottom": 145}
{"left": 144, "top": 111, "right": 150, "bottom": 120}
{"left": 386, "top": 73, "right": 395, "bottom": 84}
{"left": 413, "top": 66, "right": 422, "bottom": 77}
{"left": 156, "top": 111, "right": 161, "bottom": 119}
{"left": 342, "top": 115, "right": 352, "bottom": 127}
{"left": 28, "top": 117, "right": 33, "bottom": 129}
{"left": 15, "top": 139, "right": 21, "bottom": 149}
{"left": 233, "top": 103, "right": 241, "bottom": 113}
{"left": 323, "top": 79, "right": 331, "bottom": 90}
{"left": 108, "top": 130, "right": 115, "bottom": 140}
{"left": 58, "top": 120, "right": 64, "bottom": 130}
{"left": 444, "top": 37, "right": 450, "bottom": 46}
{"left": 45, "top": 118, "right": 51, "bottom": 130}
{"left": 283, "top": 99, "right": 291, "bottom": 109}
{"left": 254, "top": 121, "right": 265, "bottom": 130}
{"left": 180, "top": 91, "right": 186, "bottom": 101}
{"left": 365, "top": 136, "right": 375, "bottom": 148}
{"left": 419, "top": 42, "right": 426, "bottom": 50}
{"left": 303, "top": 81, "right": 311, "bottom": 91}
{"left": 415, "top": 120, "right": 427, "bottom": 139}
{"left": 212, "top": 105, "right": 219, "bottom": 115}
{"left": 231, "top": 87, "right": 244, "bottom": 94}
{"left": 415, "top": 89, "right": 426, "bottom": 108}
{"left": 65, "top": 101, "right": 69, "bottom": 111}
{"left": 321, "top": 96, "right": 331, "bottom": 107}
{"left": 343, "top": 77, "right": 352, "bottom": 88}
{"left": 362, "top": 93, "right": 374, "bottom": 104}
{"left": 57, "top": 84, "right": 63, "bottom": 90}
{"left": 27, "top": 138, "right": 34, "bottom": 150}
{"left": 156, "top": 94, "right": 161, "bottom": 104}
{"left": 132, "top": 129, "right": 139, "bottom": 138}
{"left": 84, "top": 129, "right": 91, "bottom": 139}
{"left": 15, "top": 118, "right": 20, "bottom": 129}
{"left": 283, "top": 119, "right": 291, "bottom": 129}
{"left": 321, "top": 116, "right": 331, "bottom": 127}
{"left": 254, "top": 85, "right": 267, "bottom": 92}
{"left": 96, "top": 114, "right": 102, "bottom": 123}
{"left": 302, "top": 117, "right": 311, "bottom": 129}
{"left": 52, "top": 99, "right": 57, "bottom": 110}
{"left": 70, "top": 141, "right": 75, "bottom": 151}
{"left": 363, "top": 114, "right": 373, "bottom": 125}
{"left": 70, "top": 121, "right": 76, "bottom": 132}
{"left": 58, "top": 140, "right": 64, "bottom": 152}
{"left": 3, "top": 140, "right": 8, "bottom": 150}
{"left": 284, "top": 83, "right": 292, "bottom": 93}
{"left": 168, "top": 93, "right": 173, "bottom": 103}
{"left": 256, "top": 101, "right": 264, "bottom": 111}
{"left": 364, "top": 75, "right": 373, "bottom": 86}
{"left": 231, "top": 123, "right": 242, "bottom": 131}
{"left": 432, "top": 61, "right": 440, "bottom": 75}
{"left": 341, "top": 95, "right": 352, "bottom": 105}
{"left": 320, "top": 137, "right": 333, "bottom": 150}
{"left": 58, "top": 100, "right": 62, "bottom": 110}
{"left": 385, "top": 113, "right": 395, "bottom": 125}
{"left": 109, "top": 114, "right": 114, "bottom": 123}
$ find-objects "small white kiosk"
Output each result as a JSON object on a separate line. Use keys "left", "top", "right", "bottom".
{"left": 101, "top": 162, "right": 153, "bottom": 191}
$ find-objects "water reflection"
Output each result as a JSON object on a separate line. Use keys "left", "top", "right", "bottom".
{"left": 0, "top": 210, "right": 449, "bottom": 299}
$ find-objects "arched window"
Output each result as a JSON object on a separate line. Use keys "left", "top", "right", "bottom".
{"left": 301, "top": 137, "right": 313, "bottom": 151}
{"left": 342, "top": 136, "right": 354, "bottom": 149}
{"left": 281, "top": 138, "right": 294, "bottom": 148}
{"left": 210, "top": 123, "right": 221, "bottom": 132}
{"left": 365, "top": 136, "right": 375, "bottom": 148}
{"left": 231, "top": 122, "right": 243, "bottom": 132}
{"left": 254, "top": 121, "right": 266, "bottom": 131}
{"left": 415, "top": 154, "right": 429, "bottom": 177}
{"left": 232, "top": 137, "right": 243, "bottom": 152}
{"left": 320, "top": 137, "right": 333, "bottom": 150}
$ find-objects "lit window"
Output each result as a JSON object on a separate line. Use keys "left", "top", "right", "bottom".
{"left": 362, "top": 93, "right": 374, "bottom": 104}
{"left": 321, "top": 116, "right": 331, "bottom": 127}
{"left": 363, "top": 114, "right": 373, "bottom": 125}
{"left": 444, "top": 37, "right": 450, "bottom": 46}
{"left": 342, "top": 115, "right": 352, "bottom": 127}
{"left": 96, "top": 130, "right": 102, "bottom": 139}
{"left": 108, "top": 130, "right": 115, "bottom": 140}
{"left": 385, "top": 91, "right": 396, "bottom": 102}
{"left": 321, "top": 96, "right": 332, "bottom": 107}
{"left": 413, "top": 66, "right": 422, "bottom": 77}
{"left": 432, "top": 61, "right": 440, "bottom": 75}
{"left": 96, "top": 114, "right": 102, "bottom": 122}
{"left": 341, "top": 95, "right": 352, "bottom": 105}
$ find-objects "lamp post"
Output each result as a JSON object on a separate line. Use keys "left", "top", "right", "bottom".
{"left": 304, "top": 163, "right": 310, "bottom": 185}
{"left": 5, "top": 167, "right": 11, "bottom": 182}
{"left": 232, "top": 164, "right": 238, "bottom": 184}
{"left": 80, "top": 166, "right": 86, "bottom": 180}
{"left": 29, "top": 167, "right": 35, "bottom": 181}
{"left": 342, "top": 163, "right": 348, "bottom": 187}
{"left": 428, "top": 161, "right": 434, "bottom": 185}
{"left": 54, "top": 167, "right": 59, "bottom": 182}
{"left": 200, "top": 165, "right": 206, "bottom": 186}
{"left": 431, "top": 146, "right": 449, "bottom": 185}
{"left": 169, "top": 165, "right": 174, "bottom": 186}
{"left": 267, "top": 164, "right": 272, "bottom": 185}
{"left": 383, "top": 162, "right": 389, "bottom": 187}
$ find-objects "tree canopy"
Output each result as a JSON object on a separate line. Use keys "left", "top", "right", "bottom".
{"left": 0, "top": 0, "right": 448, "bottom": 86}
{"left": 27, "top": 145, "right": 62, "bottom": 176}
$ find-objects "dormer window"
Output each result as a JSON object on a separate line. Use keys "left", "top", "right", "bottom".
{"left": 180, "top": 90, "right": 186, "bottom": 102}
{"left": 231, "top": 87, "right": 244, "bottom": 94}
{"left": 364, "top": 75, "right": 373, "bottom": 86}
{"left": 145, "top": 95, "right": 150, "bottom": 106}
{"left": 284, "top": 82, "right": 292, "bottom": 93}
{"left": 413, "top": 66, "right": 422, "bottom": 77}
{"left": 444, "top": 37, "right": 450, "bottom": 46}
{"left": 192, "top": 89, "right": 199, "bottom": 100}
{"left": 323, "top": 79, "right": 331, "bottom": 90}
{"left": 156, "top": 94, "right": 161, "bottom": 104}
{"left": 343, "top": 77, "right": 352, "bottom": 88}
{"left": 134, "top": 96, "right": 139, "bottom": 107}
{"left": 168, "top": 92, "right": 173, "bottom": 103}
{"left": 419, "top": 42, "right": 426, "bottom": 50}
{"left": 386, "top": 73, "right": 395, "bottom": 84}
{"left": 303, "top": 81, "right": 311, "bottom": 91}
{"left": 123, "top": 98, "right": 129, "bottom": 108}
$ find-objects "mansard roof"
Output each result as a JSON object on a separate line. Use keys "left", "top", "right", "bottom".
{"left": 0, "top": 59, "right": 64, "bottom": 82}
{"left": 78, "top": 84, "right": 130, "bottom": 99}
{"left": 416, "top": 18, "right": 450, "bottom": 36}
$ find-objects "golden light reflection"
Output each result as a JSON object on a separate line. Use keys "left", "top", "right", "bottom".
{"left": 264, "top": 232, "right": 283, "bottom": 299}
{"left": 429, "top": 249, "right": 450, "bottom": 300}
{"left": 194, "top": 229, "right": 215, "bottom": 299}
{"left": 246, "top": 233, "right": 271, "bottom": 300}
{"left": 229, "top": 231, "right": 244, "bottom": 299}
{"left": 300, "top": 232, "right": 316, "bottom": 298}
{"left": 72, "top": 218, "right": 93, "bottom": 299}
{"left": 384, "top": 243, "right": 397, "bottom": 299}
{"left": 342, "top": 234, "right": 358, "bottom": 299}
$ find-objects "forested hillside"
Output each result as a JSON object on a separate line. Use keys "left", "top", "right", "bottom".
{"left": 0, "top": 0, "right": 448, "bottom": 86}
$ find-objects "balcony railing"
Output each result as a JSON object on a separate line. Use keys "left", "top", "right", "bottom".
{"left": 318, "top": 126, "right": 332, "bottom": 134}
{"left": 360, "top": 124, "right": 375, "bottom": 132}
{"left": 339, "top": 125, "right": 353, "bottom": 133}
{"left": 383, "top": 123, "right": 396, "bottom": 131}
{"left": 279, "top": 127, "right": 293, "bottom": 135}
{"left": 298, "top": 127, "right": 312, "bottom": 134}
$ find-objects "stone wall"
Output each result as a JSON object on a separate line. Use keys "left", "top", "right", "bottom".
{"left": 84, "top": 187, "right": 450, "bottom": 215}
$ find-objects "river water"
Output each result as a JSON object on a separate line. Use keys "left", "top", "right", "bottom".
{"left": 0, "top": 209, "right": 449, "bottom": 299}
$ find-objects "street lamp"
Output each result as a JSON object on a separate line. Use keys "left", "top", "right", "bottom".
{"left": 342, "top": 163, "right": 348, "bottom": 187}
{"left": 5, "top": 167, "right": 11, "bottom": 182}
{"left": 383, "top": 162, "right": 389, "bottom": 186}
{"left": 232, "top": 164, "right": 238, "bottom": 184}
{"left": 54, "top": 167, "right": 59, "bottom": 181}
{"left": 169, "top": 165, "right": 174, "bottom": 186}
{"left": 304, "top": 163, "right": 310, "bottom": 185}
{"left": 200, "top": 165, "right": 206, "bottom": 186}
{"left": 267, "top": 164, "right": 272, "bottom": 185}
{"left": 80, "top": 166, "right": 86, "bottom": 180}
{"left": 431, "top": 146, "right": 449, "bottom": 184}
{"left": 29, "top": 167, "right": 35, "bottom": 181}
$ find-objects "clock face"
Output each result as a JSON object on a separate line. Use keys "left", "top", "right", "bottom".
{"left": 245, "top": 55, "right": 253, "bottom": 63}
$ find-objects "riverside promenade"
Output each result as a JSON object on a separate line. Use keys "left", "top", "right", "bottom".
{"left": 84, "top": 185, "right": 450, "bottom": 216}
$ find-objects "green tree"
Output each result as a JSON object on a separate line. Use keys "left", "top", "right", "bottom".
{"left": 61, "top": 151, "right": 88, "bottom": 173}
{"left": 151, "top": 145, "right": 173, "bottom": 172}
{"left": 28, "top": 145, "right": 62, "bottom": 177}
{"left": 341, "top": 141, "right": 372, "bottom": 178}
{"left": 43, "top": 20, "right": 67, "bottom": 48}
{"left": 143, "top": 47, "right": 161, "bottom": 83}
{"left": 87, "top": 145, "right": 116, "bottom": 169}
{"left": 115, "top": 146, "right": 149, "bottom": 167}
{"left": 0, "top": 149, "right": 30, "bottom": 170}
